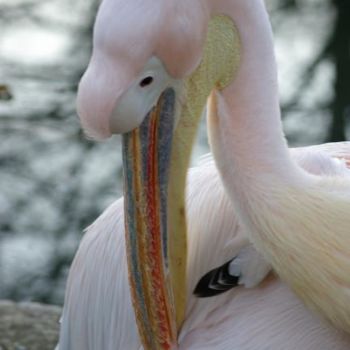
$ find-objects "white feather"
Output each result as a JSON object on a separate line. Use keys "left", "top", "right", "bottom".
{"left": 58, "top": 145, "right": 350, "bottom": 349}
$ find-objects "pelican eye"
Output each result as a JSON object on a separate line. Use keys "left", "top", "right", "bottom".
{"left": 139, "top": 76, "right": 154, "bottom": 87}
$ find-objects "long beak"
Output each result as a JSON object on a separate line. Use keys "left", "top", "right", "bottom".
{"left": 122, "top": 89, "right": 179, "bottom": 348}
{"left": 122, "top": 15, "right": 241, "bottom": 350}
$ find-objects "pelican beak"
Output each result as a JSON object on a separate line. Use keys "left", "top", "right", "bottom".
{"left": 122, "top": 16, "right": 240, "bottom": 349}
{"left": 122, "top": 89, "right": 179, "bottom": 348}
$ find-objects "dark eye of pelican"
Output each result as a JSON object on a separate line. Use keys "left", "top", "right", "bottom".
{"left": 139, "top": 76, "right": 154, "bottom": 88}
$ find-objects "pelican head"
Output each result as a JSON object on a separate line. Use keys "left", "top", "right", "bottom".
{"left": 76, "top": 0, "right": 240, "bottom": 348}
{"left": 77, "top": 0, "right": 209, "bottom": 139}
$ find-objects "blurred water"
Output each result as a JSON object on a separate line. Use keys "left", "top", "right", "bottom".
{"left": 0, "top": 0, "right": 334, "bottom": 305}
{"left": 0, "top": 0, "right": 119, "bottom": 304}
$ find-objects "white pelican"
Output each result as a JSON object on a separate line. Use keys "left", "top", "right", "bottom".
{"left": 58, "top": 149, "right": 350, "bottom": 350}
{"left": 58, "top": 0, "right": 350, "bottom": 348}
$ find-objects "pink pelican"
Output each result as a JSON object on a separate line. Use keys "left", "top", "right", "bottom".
{"left": 58, "top": 0, "right": 350, "bottom": 348}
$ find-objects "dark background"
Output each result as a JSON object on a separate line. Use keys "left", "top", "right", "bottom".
{"left": 0, "top": 0, "right": 349, "bottom": 306}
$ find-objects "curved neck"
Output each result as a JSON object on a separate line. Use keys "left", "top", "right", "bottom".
{"left": 209, "top": 0, "right": 296, "bottom": 178}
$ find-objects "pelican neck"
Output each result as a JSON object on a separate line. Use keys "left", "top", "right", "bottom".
{"left": 209, "top": 0, "right": 298, "bottom": 178}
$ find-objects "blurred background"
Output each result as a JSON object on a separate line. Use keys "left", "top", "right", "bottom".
{"left": 0, "top": 0, "right": 349, "bottom": 306}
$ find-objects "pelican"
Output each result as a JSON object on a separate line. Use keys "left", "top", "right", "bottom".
{"left": 58, "top": 0, "right": 350, "bottom": 349}
{"left": 58, "top": 148, "right": 350, "bottom": 350}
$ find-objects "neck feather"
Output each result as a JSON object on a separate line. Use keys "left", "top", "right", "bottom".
{"left": 209, "top": 0, "right": 299, "bottom": 180}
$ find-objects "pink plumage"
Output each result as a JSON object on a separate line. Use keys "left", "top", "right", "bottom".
{"left": 58, "top": 145, "right": 350, "bottom": 349}
{"left": 58, "top": 0, "right": 350, "bottom": 348}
